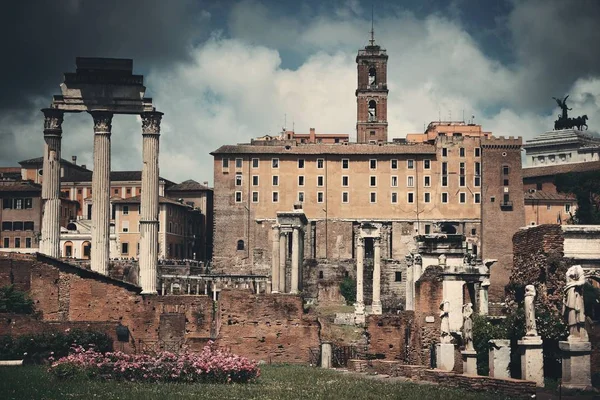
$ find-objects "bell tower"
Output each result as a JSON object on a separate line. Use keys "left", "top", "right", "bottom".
{"left": 356, "top": 25, "right": 388, "bottom": 143}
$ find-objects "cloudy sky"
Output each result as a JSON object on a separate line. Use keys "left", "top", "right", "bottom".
{"left": 1, "top": 0, "right": 599, "bottom": 184}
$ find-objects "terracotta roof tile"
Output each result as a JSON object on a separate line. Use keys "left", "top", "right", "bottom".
{"left": 0, "top": 181, "right": 42, "bottom": 192}
{"left": 524, "top": 191, "right": 575, "bottom": 201}
{"left": 211, "top": 143, "right": 436, "bottom": 155}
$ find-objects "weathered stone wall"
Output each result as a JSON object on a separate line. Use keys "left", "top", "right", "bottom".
{"left": 414, "top": 265, "right": 444, "bottom": 367}
{"left": 366, "top": 313, "right": 419, "bottom": 364}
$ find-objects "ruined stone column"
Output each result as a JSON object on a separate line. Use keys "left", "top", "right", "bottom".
{"left": 372, "top": 238, "right": 382, "bottom": 314}
{"left": 271, "top": 225, "right": 280, "bottom": 293}
{"left": 355, "top": 237, "right": 365, "bottom": 324}
{"left": 40, "top": 108, "right": 64, "bottom": 257}
{"left": 291, "top": 227, "right": 300, "bottom": 294}
{"left": 279, "top": 232, "right": 286, "bottom": 292}
{"left": 90, "top": 111, "right": 113, "bottom": 274}
{"left": 139, "top": 111, "right": 162, "bottom": 294}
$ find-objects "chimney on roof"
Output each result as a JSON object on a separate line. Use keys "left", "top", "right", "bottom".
{"left": 71, "top": 156, "right": 77, "bottom": 165}
{"left": 203, "top": 181, "right": 208, "bottom": 187}
{"left": 81, "top": 164, "right": 86, "bottom": 169}
{"left": 309, "top": 128, "right": 316, "bottom": 143}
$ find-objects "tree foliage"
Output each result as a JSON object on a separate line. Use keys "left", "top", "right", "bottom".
{"left": 0, "top": 285, "right": 34, "bottom": 314}
{"left": 555, "top": 170, "right": 600, "bottom": 224}
{"left": 339, "top": 277, "right": 356, "bottom": 306}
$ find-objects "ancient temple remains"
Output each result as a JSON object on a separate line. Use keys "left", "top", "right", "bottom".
{"left": 271, "top": 203, "right": 307, "bottom": 294}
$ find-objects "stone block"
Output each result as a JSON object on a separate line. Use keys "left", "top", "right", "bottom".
{"left": 518, "top": 336, "right": 544, "bottom": 387}
{"left": 320, "top": 342, "right": 332, "bottom": 369}
{"left": 489, "top": 339, "right": 510, "bottom": 379}
{"left": 461, "top": 349, "right": 477, "bottom": 375}
{"left": 436, "top": 343, "right": 455, "bottom": 372}
{"left": 559, "top": 340, "right": 592, "bottom": 390}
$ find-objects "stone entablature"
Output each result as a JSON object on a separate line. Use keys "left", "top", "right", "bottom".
{"left": 523, "top": 129, "right": 600, "bottom": 167}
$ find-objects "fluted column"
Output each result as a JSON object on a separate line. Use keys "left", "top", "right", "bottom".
{"left": 139, "top": 111, "right": 163, "bottom": 294}
{"left": 40, "top": 108, "right": 64, "bottom": 257}
{"left": 271, "top": 225, "right": 280, "bottom": 293}
{"left": 279, "top": 232, "right": 286, "bottom": 292}
{"left": 89, "top": 111, "right": 113, "bottom": 274}
{"left": 291, "top": 228, "right": 300, "bottom": 294}
{"left": 372, "top": 238, "right": 382, "bottom": 314}
{"left": 355, "top": 237, "right": 365, "bottom": 323}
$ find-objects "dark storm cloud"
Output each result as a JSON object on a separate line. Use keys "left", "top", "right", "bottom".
{"left": 0, "top": 0, "right": 211, "bottom": 109}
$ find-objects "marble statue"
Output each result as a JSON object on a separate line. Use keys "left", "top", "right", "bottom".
{"left": 414, "top": 254, "right": 422, "bottom": 266}
{"left": 524, "top": 285, "right": 538, "bottom": 336}
{"left": 563, "top": 265, "right": 588, "bottom": 341}
{"left": 440, "top": 300, "right": 451, "bottom": 343}
{"left": 462, "top": 303, "right": 474, "bottom": 351}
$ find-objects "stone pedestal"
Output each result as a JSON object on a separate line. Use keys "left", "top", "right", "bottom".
{"left": 518, "top": 336, "right": 544, "bottom": 387}
{"left": 559, "top": 340, "right": 591, "bottom": 390}
{"left": 436, "top": 343, "right": 455, "bottom": 372}
{"left": 461, "top": 349, "right": 477, "bottom": 375}
{"left": 321, "top": 342, "right": 332, "bottom": 369}
{"left": 489, "top": 339, "right": 510, "bottom": 379}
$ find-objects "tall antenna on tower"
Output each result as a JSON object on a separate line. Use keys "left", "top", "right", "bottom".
{"left": 369, "top": 3, "right": 375, "bottom": 46}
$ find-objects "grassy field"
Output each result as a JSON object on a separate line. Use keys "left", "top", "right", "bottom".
{"left": 0, "top": 364, "right": 515, "bottom": 400}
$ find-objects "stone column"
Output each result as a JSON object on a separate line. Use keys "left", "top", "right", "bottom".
{"left": 518, "top": 336, "right": 544, "bottom": 387}
{"left": 489, "top": 339, "right": 511, "bottom": 379}
{"left": 405, "top": 256, "right": 414, "bottom": 311}
{"left": 291, "top": 227, "right": 300, "bottom": 294}
{"left": 40, "top": 108, "right": 64, "bottom": 257}
{"left": 139, "top": 111, "right": 163, "bottom": 294}
{"left": 372, "top": 238, "right": 382, "bottom": 314}
{"left": 90, "top": 111, "right": 113, "bottom": 274}
{"left": 320, "top": 342, "right": 333, "bottom": 369}
{"left": 279, "top": 232, "right": 286, "bottom": 292}
{"left": 478, "top": 279, "right": 490, "bottom": 315}
{"left": 436, "top": 343, "right": 455, "bottom": 372}
{"left": 355, "top": 237, "right": 365, "bottom": 324}
{"left": 271, "top": 225, "right": 280, "bottom": 293}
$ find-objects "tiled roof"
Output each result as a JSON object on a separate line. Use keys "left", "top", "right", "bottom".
{"left": 211, "top": 143, "right": 436, "bottom": 155}
{"left": 167, "top": 179, "right": 211, "bottom": 192}
{"left": 522, "top": 161, "right": 600, "bottom": 178}
{"left": 524, "top": 191, "right": 575, "bottom": 201}
{"left": 0, "top": 181, "right": 42, "bottom": 192}
{"left": 112, "top": 195, "right": 189, "bottom": 207}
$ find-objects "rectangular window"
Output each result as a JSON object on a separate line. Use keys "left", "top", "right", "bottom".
{"left": 460, "top": 192, "right": 466, "bottom": 203}
{"left": 407, "top": 192, "right": 414, "bottom": 203}
{"left": 475, "top": 147, "right": 480, "bottom": 157}
{"left": 407, "top": 176, "right": 414, "bottom": 187}
{"left": 342, "top": 192, "right": 349, "bottom": 203}
{"left": 122, "top": 221, "right": 129, "bottom": 233}
{"left": 424, "top": 159, "right": 431, "bottom": 169}
{"left": 252, "top": 176, "right": 259, "bottom": 186}
{"left": 235, "top": 174, "right": 242, "bottom": 186}
{"left": 298, "top": 192, "right": 304, "bottom": 202}
{"left": 503, "top": 178, "right": 509, "bottom": 186}
{"left": 474, "top": 193, "right": 481, "bottom": 204}
{"left": 123, "top": 205, "right": 129, "bottom": 215}
{"left": 442, "top": 176, "right": 448, "bottom": 187}
{"left": 24, "top": 198, "right": 33, "bottom": 209}
{"left": 370, "top": 176, "right": 377, "bottom": 187}
{"left": 317, "top": 158, "right": 324, "bottom": 169}
{"left": 395, "top": 272, "right": 402, "bottom": 282}
{"left": 298, "top": 176, "right": 305, "bottom": 186}
{"left": 425, "top": 224, "right": 431, "bottom": 234}
{"left": 14, "top": 199, "right": 23, "bottom": 210}
{"left": 235, "top": 158, "right": 243, "bottom": 168}
{"left": 252, "top": 191, "right": 259, "bottom": 203}
{"left": 391, "top": 159, "right": 398, "bottom": 169}
{"left": 424, "top": 192, "right": 431, "bottom": 203}
{"left": 370, "top": 192, "right": 377, "bottom": 203}
{"left": 391, "top": 176, "right": 398, "bottom": 187}
{"left": 370, "top": 159, "right": 377, "bottom": 169}
{"left": 126, "top": 188, "right": 131, "bottom": 195}
{"left": 2, "top": 198, "right": 12, "bottom": 209}
{"left": 342, "top": 176, "right": 349, "bottom": 187}
{"left": 424, "top": 176, "right": 431, "bottom": 187}
{"left": 442, "top": 162, "right": 448, "bottom": 175}
{"left": 317, "top": 176, "right": 324, "bottom": 187}
{"left": 252, "top": 158, "right": 259, "bottom": 168}
{"left": 391, "top": 192, "right": 398, "bottom": 203}
{"left": 272, "top": 158, "right": 279, "bottom": 168}
{"left": 565, "top": 203, "right": 571, "bottom": 213}
{"left": 222, "top": 158, "right": 229, "bottom": 169}
{"left": 407, "top": 159, "right": 414, "bottom": 169}
{"left": 235, "top": 191, "right": 242, "bottom": 203}
{"left": 2, "top": 222, "right": 12, "bottom": 231}
{"left": 342, "top": 159, "right": 349, "bottom": 169}
{"left": 272, "top": 175, "right": 279, "bottom": 186}
{"left": 3, "top": 238, "right": 8, "bottom": 248}
{"left": 474, "top": 162, "right": 481, "bottom": 176}
{"left": 13, "top": 222, "right": 23, "bottom": 231}
{"left": 442, "top": 148, "right": 448, "bottom": 157}
{"left": 459, "top": 162, "right": 465, "bottom": 176}
{"left": 459, "top": 176, "right": 466, "bottom": 187}
{"left": 474, "top": 176, "right": 481, "bottom": 187}
{"left": 14, "top": 238, "right": 20, "bottom": 248}
{"left": 298, "top": 159, "right": 305, "bottom": 169}
{"left": 460, "top": 147, "right": 465, "bottom": 157}
{"left": 122, "top": 242, "right": 129, "bottom": 254}
{"left": 25, "top": 238, "right": 32, "bottom": 248}
{"left": 503, "top": 166, "right": 510, "bottom": 175}
{"left": 24, "top": 221, "right": 34, "bottom": 231}
{"left": 272, "top": 191, "right": 279, "bottom": 203}
{"left": 442, "top": 193, "right": 449, "bottom": 203}
{"left": 317, "top": 192, "right": 324, "bottom": 203}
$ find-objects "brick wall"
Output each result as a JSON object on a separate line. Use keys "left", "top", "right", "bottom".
{"left": 414, "top": 265, "right": 444, "bottom": 368}
{"left": 366, "top": 313, "right": 419, "bottom": 363}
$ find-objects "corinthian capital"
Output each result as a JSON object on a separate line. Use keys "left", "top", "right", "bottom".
{"left": 42, "top": 108, "right": 64, "bottom": 132}
{"left": 90, "top": 111, "right": 113, "bottom": 133}
{"left": 141, "top": 111, "right": 164, "bottom": 134}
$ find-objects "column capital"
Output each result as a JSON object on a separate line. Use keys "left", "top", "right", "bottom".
{"left": 357, "top": 236, "right": 364, "bottom": 246}
{"left": 373, "top": 237, "right": 381, "bottom": 246}
{"left": 141, "top": 111, "right": 164, "bottom": 134}
{"left": 42, "top": 108, "right": 64, "bottom": 135}
{"left": 89, "top": 111, "right": 113, "bottom": 134}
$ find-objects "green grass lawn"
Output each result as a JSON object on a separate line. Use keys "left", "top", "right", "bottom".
{"left": 0, "top": 364, "right": 514, "bottom": 400}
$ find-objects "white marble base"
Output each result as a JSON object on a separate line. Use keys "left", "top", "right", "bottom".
{"left": 559, "top": 340, "right": 591, "bottom": 390}
{"left": 518, "top": 336, "right": 544, "bottom": 387}
{"left": 489, "top": 339, "right": 511, "bottom": 379}
{"left": 461, "top": 349, "right": 477, "bottom": 375}
{"left": 436, "top": 343, "right": 455, "bottom": 372}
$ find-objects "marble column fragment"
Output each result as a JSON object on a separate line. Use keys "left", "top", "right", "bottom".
{"left": 40, "top": 108, "right": 64, "bottom": 257}
{"left": 372, "top": 238, "right": 382, "bottom": 314}
{"left": 90, "top": 111, "right": 113, "bottom": 274}
{"left": 355, "top": 237, "right": 365, "bottom": 323}
{"left": 271, "top": 225, "right": 280, "bottom": 293}
{"left": 279, "top": 232, "right": 286, "bottom": 292}
{"left": 139, "top": 111, "right": 162, "bottom": 294}
{"left": 291, "top": 228, "right": 300, "bottom": 294}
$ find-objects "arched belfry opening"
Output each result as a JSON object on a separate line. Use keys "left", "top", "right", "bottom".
{"left": 368, "top": 100, "right": 377, "bottom": 122}
{"left": 368, "top": 67, "right": 376, "bottom": 86}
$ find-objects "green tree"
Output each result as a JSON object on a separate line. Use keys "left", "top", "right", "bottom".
{"left": 0, "top": 285, "right": 34, "bottom": 314}
{"left": 339, "top": 277, "right": 356, "bottom": 305}
{"left": 555, "top": 171, "right": 600, "bottom": 224}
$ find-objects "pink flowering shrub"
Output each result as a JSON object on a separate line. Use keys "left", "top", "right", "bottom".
{"left": 49, "top": 343, "right": 260, "bottom": 383}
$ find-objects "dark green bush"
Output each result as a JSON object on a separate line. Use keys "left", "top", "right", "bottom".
{"left": 472, "top": 315, "right": 507, "bottom": 375}
{"left": 339, "top": 277, "right": 356, "bottom": 305}
{"left": 0, "top": 285, "right": 34, "bottom": 314}
{"left": 0, "top": 329, "right": 113, "bottom": 363}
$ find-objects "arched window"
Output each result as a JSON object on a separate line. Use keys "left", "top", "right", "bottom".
{"left": 237, "top": 240, "right": 245, "bottom": 251}
{"left": 368, "top": 100, "right": 377, "bottom": 122}
{"left": 368, "top": 67, "right": 376, "bottom": 86}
